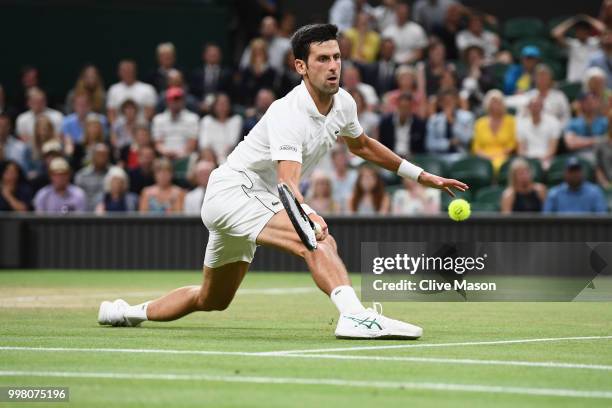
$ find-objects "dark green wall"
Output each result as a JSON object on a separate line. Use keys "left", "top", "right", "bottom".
{"left": 0, "top": 0, "right": 229, "bottom": 107}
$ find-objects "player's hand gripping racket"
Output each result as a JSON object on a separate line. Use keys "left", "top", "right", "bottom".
{"left": 277, "top": 182, "right": 318, "bottom": 251}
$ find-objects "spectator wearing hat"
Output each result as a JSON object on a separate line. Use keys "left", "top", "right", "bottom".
{"left": 588, "top": 29, "right": 612, "bottom": 89}
{"left": 155, "top": 69, "right": 199, "bottom": 114}
{"left": 503, "top": 46, "right": 541, "bottom": 95}
{"left": 0, "top": 114, "right": 30, "bottom": 172}
{"left": 564, "top": 92, "right": 608, "bottom": 163}
{"left": 75, "top": 143, "right": 110, "bottom": 211}
{"left": 33, "top": 157, "right": 86, "bottom": 213}
{"left": 543, "top": 156, "right": 607, "bottom": 213}
{"left": 106, "top": 60, "right": 157, "bottom": 124}
{"left": 524, "top": 64, "right": 571, "bottom": 127}
{"left": 95, "top": 166, "right": 139, "bottom": 213}
{"left": 198, "top": 93, "right": 242, "bottom": 163}
{"left": 29, "top": 140, "right": 63, "bottom": 193}
{"left": 382, "top": 3, "right": 428, "bottom": 64}
{"left": 152, "top": 87, "right": 199, "bottom": 159}
{"left": 15, "top": 88, "right": 63, "bottom": 145}
{"left": 456, "top": 12, "right": 499, "bottom": 63}
{"left": 552, "top": 15, "right": 605, "bottom": 83}
{"left": 183, "top": 160, "right": 214, "bottom": 215}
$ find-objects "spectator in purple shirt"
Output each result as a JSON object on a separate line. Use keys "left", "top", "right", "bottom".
{"left": 33, "top": 157, "right": 86, "bottom": 213}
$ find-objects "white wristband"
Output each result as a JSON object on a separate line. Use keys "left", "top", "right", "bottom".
{"left": 301, "top": 203, "right": 317, "bottom": 215}
{"left": 397, "top": 159, "right": 424, "bottom": 181}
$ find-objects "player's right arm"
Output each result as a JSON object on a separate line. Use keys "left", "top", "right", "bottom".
{"left": 277, "top": 160, "right": 328, "bottom": 240}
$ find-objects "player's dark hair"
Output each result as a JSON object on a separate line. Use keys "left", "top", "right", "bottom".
{"left": 291, "top": 24, "right": 338, "bottom": 62}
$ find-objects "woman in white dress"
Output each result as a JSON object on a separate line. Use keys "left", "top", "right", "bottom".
{"left": 198, "top": 93, "right": 243, "bottom": 163}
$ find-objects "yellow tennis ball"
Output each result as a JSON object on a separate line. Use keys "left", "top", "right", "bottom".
{"left": 448, "top": 198, "right": 471, "bottom": 221}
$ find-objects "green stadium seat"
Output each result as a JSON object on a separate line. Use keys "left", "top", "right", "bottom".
{"left": 546, "top": 155, "right": 594, "bottom": 186}
{"left": 470, "top": 201, "right": 499, "bottom": 212}
{"left": 498, "top": 157, "right": 544, "bottom": 184}
{"left": 504, "top": 17, "right": 546, "bottom": 40}
{"left": 410, "top": 154, "right": 447, "bottom": 178}
{"left": 558, "top": 81, "right": 582, "bottom": 102}
{"left": 441, "top": 189, "right": 473, "bottom": 211}
{"left": 542, "top": 59, "right": 565, "bottom": 81}
{"left": 606, "top": 189, "right": 612, "bottom": 212}
{"left": 448, "top": 156, "right": 494, "bottom": 192}
{"left": 173, "top": 157, "right": 190, "bottom": 181}
{"left": 474, "top": 185, "right": 504, "bottom": 211}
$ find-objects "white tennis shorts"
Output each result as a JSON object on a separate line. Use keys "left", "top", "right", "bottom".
{"left": 201, "top": 164, "right": 283, "bottom": 268}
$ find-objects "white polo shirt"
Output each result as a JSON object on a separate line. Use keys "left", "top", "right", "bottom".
{"left": 16, "top": 108, "right": 64, "bottom": 143}
{"left": 382, "top": 22, "right": 428, "bottom": 64}
{"left": 152, "top": 109, "right": 199, "bottom": 155}
{"left": 106, "top": 81, "right": 157, "bottom": 111}
{"left": 517, "top": 113, "right": 561, "bottom": 159}
{"left": 226, "top": 81, "right": 363, "bottom": 192}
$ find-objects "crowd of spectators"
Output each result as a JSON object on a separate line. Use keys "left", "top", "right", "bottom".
{"left": 2, "top": 0, "right": 612, "bottom": 215}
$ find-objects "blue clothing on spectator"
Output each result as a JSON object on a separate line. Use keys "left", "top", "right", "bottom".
{"left": 61, "top": 113, "right": 108, "bottom": 143}
{"left": 503, "top": 65, "right": 528, "bottom": 95}
{"left": 543, "top": 181, "right": 608, "bottom": 213}
{"left": 425, "top": 109, "right": 474, "bottom": 153}
{"left": 588, "top": 51, "right": 612, "bottom": 89}
{"left": 566, "top": 115, "right": 608, "bottom": 137}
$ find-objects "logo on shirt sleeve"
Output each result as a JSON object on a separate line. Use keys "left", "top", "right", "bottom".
{"left": 279, "top": 145, "right": 298, "bottom": 152}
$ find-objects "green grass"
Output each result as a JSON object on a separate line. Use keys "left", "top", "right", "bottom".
{"left": 0, "top": 271, "right": 611, "bottom": 408}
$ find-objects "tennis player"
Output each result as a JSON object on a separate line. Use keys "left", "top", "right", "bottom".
{"left": 99, "top": 24, "right": 468, "bottom": 339}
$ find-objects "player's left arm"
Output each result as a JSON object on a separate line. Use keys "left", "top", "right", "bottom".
{"left": 343, "top": 133, "right": 468, "bottom": 196}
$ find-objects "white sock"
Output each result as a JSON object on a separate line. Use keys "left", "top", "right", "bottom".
{"left": 124, "top": 301, "right": 150, "bottom": 323}
{"left": 330, "top": 285, "right": 365, "bottom": 315}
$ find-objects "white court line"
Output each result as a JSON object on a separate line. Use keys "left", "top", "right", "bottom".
{"left": 3, "top": 342, "right": 612, "bottom": 371}
{"left": 0, "top": 287, "right": 317, "bottom": 303}
{"left": 263, "top": 335, "right": 612, "bottom": 355}
{"left": 0, "top": 370, "right": 610, "bottom": 399}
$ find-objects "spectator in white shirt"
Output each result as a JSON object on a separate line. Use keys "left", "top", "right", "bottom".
{"left": 382, "top": 3, "right": 428, "bottom": 64}
{"left": 198, "top": 93, "right": 243, "bottom": 163}
{"left": 183, "top": 160, "right": 214, "bottom": 215}
{"left": 552, "top": 15, "right": 605, "bottom": 83}
{"left": 106, "top": 60, "right": 157, "bottom": 124}
{"left": 15, "top": 88, "right": 63, "bottom": 145}
{"left": 329, "top": 0, "right": 357, "bottom": 32}
{"left": 240, "top": 16, "right": 291, "bottom": 72}
{"left": 152, "top": 87, "right": 198, "bottom": 159}
{"left": 524, "top": 64, "right": 571, "bottom": 127}
{"left": 392, "top": 178, "right": 440, "bottom": 214}
{"left": 456, "top": 13, "right": 499, "bottom": 63}
{"left": 517, "top": 96, "right": 561, "bottom": 169}
{"left": 581, "top": 67, "right": 611, "bottom": 115}
{"left": 369, "top": 0, "right": 398, "bottom": 32}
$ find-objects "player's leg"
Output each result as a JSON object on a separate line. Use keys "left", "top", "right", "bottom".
{"left": 146, "top": 261, "right": 249, "bottom": 321}
{"left": 256, "top": 210, "right": 423, "bottom": 339}
{"left": 256, "top": 210, "right": 350, "bottom": 296}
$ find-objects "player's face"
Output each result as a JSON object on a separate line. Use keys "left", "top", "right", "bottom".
{"left": 298, "top": 40, "right": 341, "bottom": 95}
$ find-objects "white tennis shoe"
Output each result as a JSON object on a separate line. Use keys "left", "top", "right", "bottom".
{"left": 98, "top": 299, "right": 139, "bottom": 327}
{"left": 335, "top": 306, "right": 422, "bottom": 340}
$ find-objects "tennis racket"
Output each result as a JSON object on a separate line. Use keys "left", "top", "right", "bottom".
{"left": 277, "top": 182, "right": 318, "bottom": 251}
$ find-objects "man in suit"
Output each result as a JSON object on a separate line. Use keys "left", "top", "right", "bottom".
{"left": 360, "top": 38, "right": 398, "bottom": 96}
{"left": 190, "top": 43, "right": 234, "bottom": 112}
{"left": 378, "top": 92, "right": 426, "bottom": 157}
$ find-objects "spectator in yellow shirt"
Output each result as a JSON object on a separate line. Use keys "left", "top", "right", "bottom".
{"left": 344, "top": 12, "right": 381, "bottom": 63}
{"left": 472, "top": 89, "right": 517, "bottom": 170}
